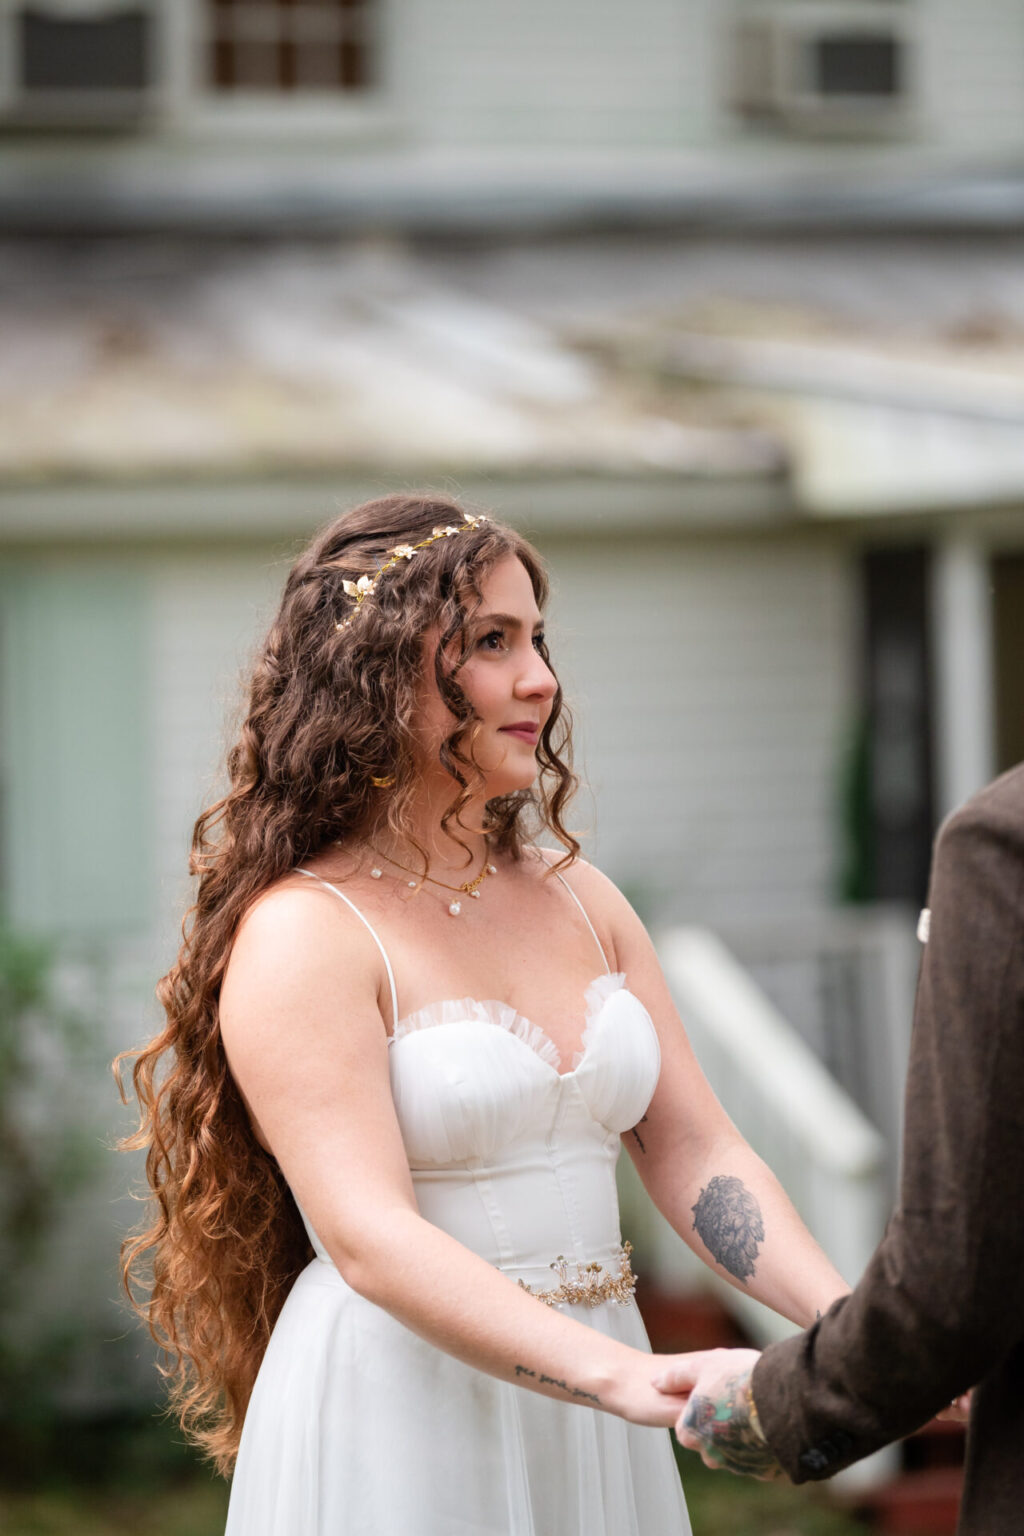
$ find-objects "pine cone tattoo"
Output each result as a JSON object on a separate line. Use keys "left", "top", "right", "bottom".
{"left": 691, "top": 1175, "right": 765, "bottom": 1283}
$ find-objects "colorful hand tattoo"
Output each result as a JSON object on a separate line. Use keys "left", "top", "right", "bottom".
{"left": 680, "top": 1370, "right": 782, "bottom": 1479}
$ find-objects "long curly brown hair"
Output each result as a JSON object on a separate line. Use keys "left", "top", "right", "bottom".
{"left": 114, "top": 493, "right": 580, "bottom": 1475}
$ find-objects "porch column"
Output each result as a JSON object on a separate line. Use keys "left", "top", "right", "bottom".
{"left": 931, "top": 533, "right": 996, "bottom": 821}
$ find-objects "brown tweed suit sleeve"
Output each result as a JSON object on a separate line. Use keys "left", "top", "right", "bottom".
{"left": 750, "top": 766, "right": 1024, "bottom": 1481}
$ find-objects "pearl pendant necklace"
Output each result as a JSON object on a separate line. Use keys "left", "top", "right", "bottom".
{"left": 368, "top": 851, "right": 498, "bottom": 915}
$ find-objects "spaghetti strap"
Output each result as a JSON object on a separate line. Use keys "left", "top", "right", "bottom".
{"left": 293, "top": 868, "right": 400, "bottom": 1034}
{"left": 541, "top": 854, "right": 612, "bottom": 976}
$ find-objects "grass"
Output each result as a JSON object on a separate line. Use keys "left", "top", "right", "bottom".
{"left": 0, "top": 1414, "right": 230, "bottom": 1536}
{"left": 0, "top": 1471, "right": 870, "bottom": 1536}
{"left": 0, "top": 1418, "right": 869, "bottom": 1536}
{"left": 679, "top": 1453, "right": 870, "bottom": 1535}
{"left": 0, "top": 1482, "right": 229, "bottom": 1536}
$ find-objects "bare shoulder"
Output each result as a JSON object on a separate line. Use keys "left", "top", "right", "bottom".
{"left": 216, "top": 873, "right": 408, "bottom": 1178}
{"left": 219, "top": 873, "right": 387, "bottom": 1048}
{"left": 529, "top": 846, "right": 648, "bottom": 970}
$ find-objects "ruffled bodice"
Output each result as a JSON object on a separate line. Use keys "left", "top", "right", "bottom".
{"left": 390, "top": 972, "right": 659, "bottom": 1155}
{"left": 299, "top": 972, "right": 661, "bottom": 1286}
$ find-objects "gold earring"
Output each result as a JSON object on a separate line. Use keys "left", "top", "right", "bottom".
{"left": 370, "top": 774, "right": 396, "bottom": 789}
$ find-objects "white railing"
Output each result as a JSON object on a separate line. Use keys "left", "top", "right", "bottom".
{"left": 630, "top": 925, "right": 897, "bottom": 1491}
{"left": 635, "top": 927, "right": 889, "bottom": 1346}
{"left": 713, "top": 904, "right": 921, "bottom": 1192}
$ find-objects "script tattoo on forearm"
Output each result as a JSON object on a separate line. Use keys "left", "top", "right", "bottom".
{"left": 514, "top": 1364, "right": 601, "bottom": 1405}
{"left": 691, "top": 1175, "right": 765, "bottom": 1283}
{"left": 630, "top": 1113, "right": 649, "bottom": 1153}
{"left": 682, "top": 1371, "right": 781, "bottom": 1478}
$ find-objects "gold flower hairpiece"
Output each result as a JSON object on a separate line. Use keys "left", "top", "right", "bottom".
{"left": 335, "top": 511, "right": 489, "bottom": 632}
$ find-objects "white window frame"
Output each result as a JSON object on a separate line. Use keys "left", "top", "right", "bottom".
{"left": 165, "top": 0, "right": 394, "bottom": 140}
{"left": 0, "top": 0, "right": 393, "bottom": 137}
{"left": 730, "top": 0, "right": 917, "bottom": 136}
{"left": 0, "top": 0, "right": 161, "bottom": 125}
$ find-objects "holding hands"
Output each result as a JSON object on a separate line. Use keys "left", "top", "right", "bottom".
{"left": 653, "top": 1347, "right": 972, "bottom": 1476}
{"left": 652, "top": 1348, "right": 783, "bottom": 1480}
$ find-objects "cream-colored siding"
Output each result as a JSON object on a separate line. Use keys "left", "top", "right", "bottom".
{"left": 545, "top": 535, "right": 855, "bottom": 922}
{"left": 391, "top": 0, "right": 720, "bottom": 147}
{"left": 919, "top": 0, "right": 1024, "bottom": 149}
{"left": 382, "top": 0, "right": 1024, "bottom": 153}
{"left": 6, "top": 0, "right": 1024, "bottom": 170}
{"left": 140, "top": 533, "right": 854, "bottom": 942}
{"left": 149, "top": 549, "right": 286, "bottom": 955}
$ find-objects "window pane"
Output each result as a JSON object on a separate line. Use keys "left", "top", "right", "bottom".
{"left": 815, "top": 34, "right": 901, "bottom": 97}
{"left": 233, "top": 38, "right": 281, "bottom": 87}
{"left": 296, "top": 44, "right": 340, "bottom": 86}
{"left": 339, "top": 35, "right": 366, "bottom": 89}
{"left": 212, "top": 37, "right": 235, "bottom": 87}
{"left": 206, "top": 0, "right": 372, "bottom": 91}
{"left": 21, "top": 11, "right": 150, "bottom": 92}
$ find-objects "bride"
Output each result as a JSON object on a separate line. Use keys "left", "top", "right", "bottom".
{"left": 118, "top": 493, "right": 847, "bottom": 1534}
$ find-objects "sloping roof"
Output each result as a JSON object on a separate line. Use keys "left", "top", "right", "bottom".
{"left": 0, "top": 237, "right": 779, "bottom": 487}
{"left": 6, "top": 230, "right": 1024, "bottom": 522}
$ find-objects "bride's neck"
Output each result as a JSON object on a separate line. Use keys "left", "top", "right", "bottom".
{"left": 369, "top": 793, "right": 491, "bottom": 877}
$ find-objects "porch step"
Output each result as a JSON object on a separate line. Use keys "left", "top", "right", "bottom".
{"left": 634, "top": 1283, "right": 748, "bottom": 1352}
{"left": 854, "top": 1465, "right": 964, "bottom": 1534}
{"left": 847, "top": 1415, "right": 965, "bottom": 1535}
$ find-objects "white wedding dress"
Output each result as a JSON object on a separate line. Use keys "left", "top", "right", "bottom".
{"left": 224, "top": 865, "right": 692, "bottom": 1536}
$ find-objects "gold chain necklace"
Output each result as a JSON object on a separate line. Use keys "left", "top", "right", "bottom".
{"left": 366, "top": 845, "right": 497, "bottom": 917}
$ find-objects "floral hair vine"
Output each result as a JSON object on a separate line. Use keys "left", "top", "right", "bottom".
{"left": 335, "top": 510, "right": 490, "bottom": 632}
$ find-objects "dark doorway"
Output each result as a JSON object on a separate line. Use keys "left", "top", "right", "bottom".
{"left": 993, "top": 553, "right": 1024, "bottom": 775}
{"left": 845, "top": 547, "right": 934, "bottom": 906}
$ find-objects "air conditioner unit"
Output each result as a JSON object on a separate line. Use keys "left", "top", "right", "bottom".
{"left": 0, "top": 1, "right": 160, "bottom": 127}
{"left": 732, "top": 4, "right": 910, "bottom": 133}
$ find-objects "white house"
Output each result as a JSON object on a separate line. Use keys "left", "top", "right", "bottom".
{"left": 2, "top": 0, "right": 1024, "bottom": 1410}
{"left": 4, "top": 0, "right": 1024, "bottom": 231}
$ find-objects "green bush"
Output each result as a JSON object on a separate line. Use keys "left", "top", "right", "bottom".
{"left": 0, "top": 925, "right": 100, "bottom": 1432}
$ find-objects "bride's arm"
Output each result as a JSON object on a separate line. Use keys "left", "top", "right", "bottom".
{"left": 218, "top": 882, "right": 685, "bottom": 1429}
{"left": 564, "top": 863, "right": 848, "bottom": 1329}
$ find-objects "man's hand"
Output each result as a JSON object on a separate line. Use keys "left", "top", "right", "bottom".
{"left": 937, "top": 1391, "right": 972, "bottom": 1424}
{"left": 654, "top": 1348, "right": 783, "bottom": 1479}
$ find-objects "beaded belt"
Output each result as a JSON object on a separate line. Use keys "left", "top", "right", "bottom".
{"left": 516, "top": 1241, "right": 636, "bottom": 1308}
